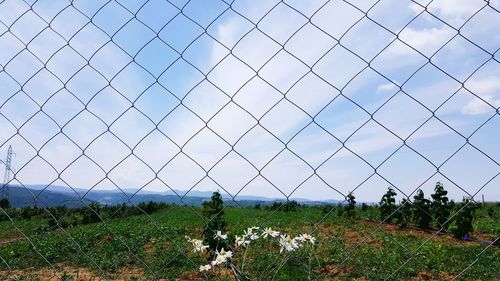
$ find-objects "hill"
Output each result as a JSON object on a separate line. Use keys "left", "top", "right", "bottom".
{"left": 0, "top": 184, "right": 93, "bottom": 208}
{"left": 0, "top": 184, "right": 343, "bottom": 208}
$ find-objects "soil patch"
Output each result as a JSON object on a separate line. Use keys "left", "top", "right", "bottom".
{"left": 144, "top": 238, "right": 155, "bottom": 254}
{"left": 412, "top": 271, "right": 456, "bottom": 280}
{"left": 318, "top": 263, "right": 352, "bottom": 280}
{"left": 175, "top": 268, "right": 235, "bottom": 281}
{"left": 343, "top": 229, "right": 383, "bottom": 249}
{"left": 358, "top": 220, "right": 481, "bottom": 247}
{"left": 0, "top": 265, "right": 146, "bottom": 281}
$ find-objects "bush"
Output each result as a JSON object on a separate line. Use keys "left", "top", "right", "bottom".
{"left": 82, "top": 203, "right": 101, "bottom": 225}
{"left": 265, "top": 200, "right": 299, "bottom": 212}
{"left": 379, "top": 187, "right": 397, "bottom": 222}
{"left": 487, "top": 206, "right": 495, "bottom": 218}
{"left": 0, "top": 198, "right": 10, "bottom": 209}
{"left": 202, "top": 191, "right": 227, "bottom": 253}
{"left": 336, "top": 204, "right": 344, "bottom": 217}
{"left": 450, "top": 198, "right": 478, "bottom": 239}
{"left": 282, "top": 200, "right": 299, "bottom": 212}
{"left": 396, "top": 198, "right": 412, "bottom": 228}
{"left": 320, "top": 204, "right": 334, "bottom": 214}
{"left": 361, "top": 203, "right": 368, "bottom": 212}
{"left": 412, "top": 190, "right": 432, "bottom": 229}
{"left": 345, "top": 192, "right": 356, "bottom": 218}
{"left": 430, "top": 182, "right": 451, "bottom": 229}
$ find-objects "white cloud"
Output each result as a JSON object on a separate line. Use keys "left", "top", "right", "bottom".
{"left": 408, "top": 2, "right": 425, "bottom": 15}
{"left": 398, "top": 26, "right": 456, "bottom": 56}
{"left": 213, "top": 14, "right": 252, "bottom": 49}
{"left": 461, "top": 95, "right": 500, "bottom": 115}
{"left": 231, "top": 0, "right": 280, "bottom": 23}
{"left": 376, "top": 82, "right": 397, "bottom": 93}
{"left": 340, "top": 112, "right": 457, "bottom": 160}
{"left": 462, "top": 75, "right": 500, "bottom": 115}
{"left": 427, "top": 0, "right": 486, "bottom": 27}
{"left": 466, "top": 76, "right": 500, "bottom": 96}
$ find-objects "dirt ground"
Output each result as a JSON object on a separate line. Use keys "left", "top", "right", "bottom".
{"left": 0, "top": 265, "right": 145, "bottom": 281}
{"left": 356, "top": 220, "right": 483, "bottom": 247}
{"left": 0, "top": 265, "right": 241, "bottom": 281}
{"left": 411, "top": 271, "right": 456, "bottom": 281}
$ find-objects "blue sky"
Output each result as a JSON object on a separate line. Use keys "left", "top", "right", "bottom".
{"left": 0, "top": 0, "right": 499, "bottom": 203}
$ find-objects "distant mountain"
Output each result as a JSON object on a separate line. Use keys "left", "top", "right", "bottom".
{"left": 0, "top": 185, "right": 94, "bottom": 208}
{"left": 1, "top": 184, "right": 344, "bottom": 208}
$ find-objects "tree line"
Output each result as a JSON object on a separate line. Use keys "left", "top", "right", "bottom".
{"left": 343, "top": 182, "right": 480, "bottom": 240}
{"left": 0, "top": 185, "right": 494, "bottom": 242}
{"left": 0, "top": 200, "right": 171, "bottom": 230}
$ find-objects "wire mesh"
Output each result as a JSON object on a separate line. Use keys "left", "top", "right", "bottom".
{"left": 0, "top": 0, "right": 499, "bottom": 280}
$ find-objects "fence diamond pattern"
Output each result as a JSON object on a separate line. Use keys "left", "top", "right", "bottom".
{"left": 0, "top": 0, "right": 499, "bottom": 280}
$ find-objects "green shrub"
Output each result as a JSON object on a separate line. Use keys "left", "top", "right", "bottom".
{"left": 0, "top": 198, "right": 10, "bottom": 209}
{"left": 379, "top": 187, "right": 397, "bottom": 222}
{"left": 345, "top": 192, "right": 356, "bottom": 218}
{"left": 282, "top": 200, "right": 299, "bottom": 212}
{"left": 487, "top": 206, "right": 495, "bottom": 218}
{"left": 336, "top": 204, "right": 345, "bottom": 217}
{"left": 361, "top": 203, "right": 368, "bottom": 212}
{"left": 430, "top": 182, "right": 451, "bottom": 229}
{"left": 202, "top": 191, "right": 227, "bottom": 253}
{"left": 396, "top": 198, "right": 412, "bottom": 228}
{"left": 412, "top": 190, "right": 432, "bottom": 230}
{"left": 450, "top": 198, "right": 478, "bottom": 239}
{"left": 265, "top": 200, "right": 300, "bottom": 212}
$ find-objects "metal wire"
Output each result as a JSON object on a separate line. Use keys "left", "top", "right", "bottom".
{"left": 0, "top": 0, "right": 498, "bottom": 280}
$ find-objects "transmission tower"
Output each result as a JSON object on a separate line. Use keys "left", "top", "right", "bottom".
{"left": 1, "top": 145, "right": 14, "bottom": 200}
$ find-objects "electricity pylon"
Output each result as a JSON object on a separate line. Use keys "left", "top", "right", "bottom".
{"left": 1, "top": 145, "right": 14, "bottom": 200}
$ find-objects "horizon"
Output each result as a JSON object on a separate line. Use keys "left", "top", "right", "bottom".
{"left": 2, "top": 182, "right": 495, "bottom": 204}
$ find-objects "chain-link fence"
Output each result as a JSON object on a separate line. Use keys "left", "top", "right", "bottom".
{"left": 0, "top": 0, "right": 499, "bottom": 280}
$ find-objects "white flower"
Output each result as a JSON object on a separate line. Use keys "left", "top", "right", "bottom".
{"left": 235, "top": 235, "right": 250, "bottom": 248}
{"left": 279, "top": 234, "right": 299, "bottom": 253}
{"left": 214, "top": 230, "right": 228, "bottom": 240}
{"left": 194, "top": 244, "right": 209, "bottom": 253}
{"left": 262, "top": 227, "right": 280, "bottom": 238}
{"left": 211, "top": 255, "right": 227, "bottom": 265}
{"left": 295, "top": 235, "right": 306, "bottom": 243}
{"left": 299, "top": 233, "right": 316, "bottom": 244}
{"left": 199, "top": 264, "right": 211, "bottom": 272}
{"left": 246, "top": 227, "right": 254, "bottom": 234}
{"left": 185, "top": 236, "right": 199, "bottom": 244}
{"left": 187, "top": 237, "right": 203, "bottom": 246}
{"left": 217, "top": 248, "right": 233, "bottom": 259}
{"left": 243, "top": 228, "right": 253, "bottom": 238}
{"left": 235, "top": 235, "right": 244, "bottom": 245}
{"left": 186, "top": 236, "right": 207, "bottom": 252}
{"left": 250, "top": 233, "right": 259, "bottom": 240}
{"left": 292, "top": 237, "right": 303, "bottom": 248}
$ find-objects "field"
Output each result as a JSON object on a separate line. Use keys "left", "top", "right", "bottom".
{"left": 0, "top": 203, "right": 499, "bottom": 281}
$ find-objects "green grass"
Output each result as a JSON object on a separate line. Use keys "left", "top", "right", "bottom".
{"left": 0, "top": 205, "right": 498, "bottom": 280}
